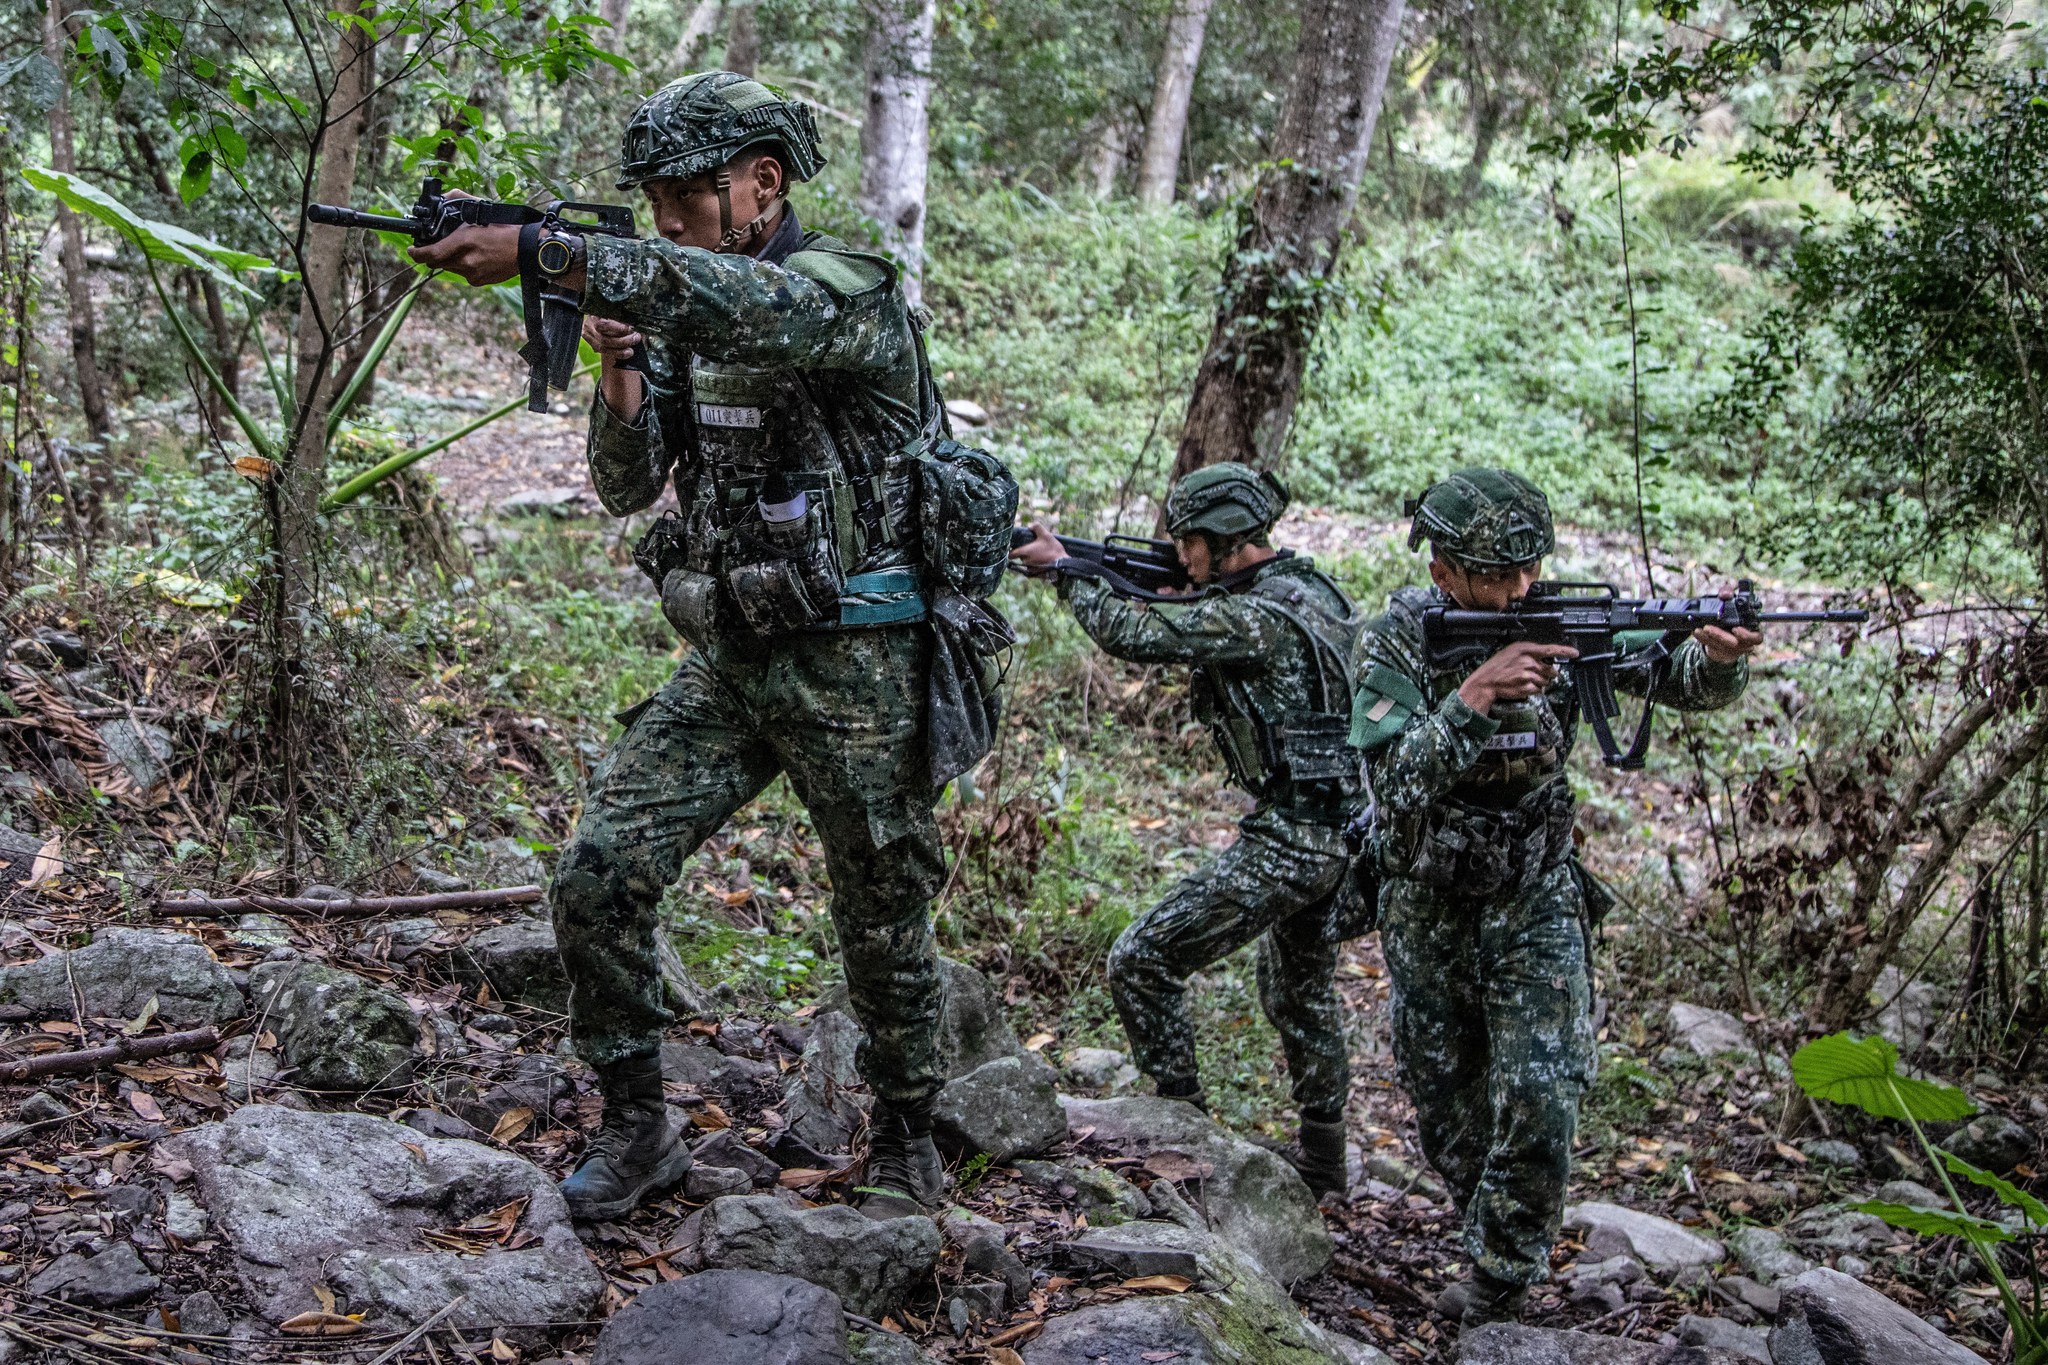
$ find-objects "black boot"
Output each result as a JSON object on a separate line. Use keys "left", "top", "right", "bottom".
{"left": 856, "top": 1097, "right": 946, "bottom": 1220}
{"left": 1279, "top": 1116, "right": 1349, "bottom": 1199}
{"left": 559, "top": 1050, "right": 691, "bottom": 1222}
{"left": 1155, "top": 1076, "right": 1208, "bottom": 1112}
{"left": 1435, "top": 1269, "right": 1528, "bottom": 1330}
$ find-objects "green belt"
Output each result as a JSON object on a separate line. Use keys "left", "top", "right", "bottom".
{"left": 834, "top": 566, "right": 928, "bottom": 627}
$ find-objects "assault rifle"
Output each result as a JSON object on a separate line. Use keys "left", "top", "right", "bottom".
{"left": 1007, "top": 527, "right": 1294, "bottom": 602}
{"left": 1423, "top": 579, "right": 1868, "bottom": 769}
{"left": 307, "top": 177, "right": 641, "bottom": 412}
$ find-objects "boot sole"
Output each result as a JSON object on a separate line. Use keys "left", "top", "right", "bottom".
{"left": 565, "top": 1145, "right": 693, "bottom": 1223}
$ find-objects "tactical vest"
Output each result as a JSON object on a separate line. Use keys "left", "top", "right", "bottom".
{"left": 1189, "top": 560, "right": 1363, "bottom": 817}
{"left": 644, "top": 216, "right": 931, "bottom": 640}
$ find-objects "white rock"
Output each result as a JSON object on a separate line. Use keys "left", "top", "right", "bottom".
{"left": 1563, "top": 1202, "right": 1725, "bottom": 1269}
{"left": 1668, "top": 1003, "right": 1749, "bottom": 1056}
{"left": 944, "top": 398, "right": 990, "bottom": 427}
{"left": 1770, "top": 1267, "right": 1988, "bottom": 1364}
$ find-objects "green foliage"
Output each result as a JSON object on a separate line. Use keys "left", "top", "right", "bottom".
{"left": 1944, "top": 1149, "right": 2048, "bottom": 1227}
{"left": 1849, "top": 1198, "right": 2015, "bottom": 1245}
{"left": 1789, "top": 1032, "right": 1976, "bottom": 1123}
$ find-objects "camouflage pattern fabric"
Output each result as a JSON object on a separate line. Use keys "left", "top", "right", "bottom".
{"left": 1062, "top": 558, "right": 1358, "bottom": 1113}
{"left": 1352, "top": 583, "right": 1749, "bottom": 1284}
{"left": 556, "top": 208, "right": 948, "bottom": 1104}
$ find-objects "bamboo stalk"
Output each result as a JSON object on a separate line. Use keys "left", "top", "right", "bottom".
{"left": 156, "top": 885, "right": 544, "bottom": 919}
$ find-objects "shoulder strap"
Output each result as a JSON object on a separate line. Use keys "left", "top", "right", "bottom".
{"left": 1243, "top": 582, "right": 1354, "bottom": 717}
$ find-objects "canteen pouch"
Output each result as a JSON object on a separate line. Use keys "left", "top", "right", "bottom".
{"left": 723, "top": 489, "right": 845, "bottom": 636}
{"left": 919, "top": 437, "right": 1019, "bottom": 599}
{"left": 659, "top": 568, "right": 721, "bottom": 650}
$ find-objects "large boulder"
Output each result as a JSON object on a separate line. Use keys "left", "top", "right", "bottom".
{"left": 1457, "top": 1325, "right": 1750, "bottom": 1363}
{"left": 589, "top": 1270, "right": 851, "bottom": 1365}
{"left": 781, "top": 1010, "right": 870, "bottom": 1154}
{"left": 1668, "top": 1003, "right": 1749, "bottom": 1057}
{"left": 1562, "top": 1203, "right": 1725, "bottom": 1271}
{"left": 0, "top": 926, "right": 243, "bottom": 1027}
{"left": 451, "top": 919, "right": 569, "bottom": 1011}
{"left": 164, "top": 1105, "right": 600, "bottom": 1334}
{"left": 1769, "top": 1267, "right": 1988, "bottom": 1365}
{"left": 697, "top": 1195, "right": 939, "bottom": 1320}
{"left": 1062, "top": 1095, "right": 1331, "bottom": 1287}
{"left": 1026, "top": 1222, "right": 1388, "bottom": 1365}
{"left": 248, "top": 960, "right": 416, "bottom": 1091}
{"left": 932, "top": 1052, "right": 1067, "bottom": 1161}
{"left": 819, "top": 956, "right": 1021, "bottom": 1079}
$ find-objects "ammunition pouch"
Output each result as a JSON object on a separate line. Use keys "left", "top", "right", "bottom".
{"left": 723, "top": 492, "right": 845, "bottom": 636}
{"left": 659, "top": 568, "right": 722, "bottom": 650}
{"left": 1280, "top": 713, "right": 1360, "bottom": 810}
{"left": 1393, "top": 777, "right": 1576, "bottom": 896}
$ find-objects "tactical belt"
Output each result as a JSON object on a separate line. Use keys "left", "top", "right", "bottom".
{"left": 829, "top": 566, "right": 928, "bottom": 628}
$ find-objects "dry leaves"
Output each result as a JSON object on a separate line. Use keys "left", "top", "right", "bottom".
{"left": 777, "top": 1167, "right": 834, "bottom": 1189}
{"left": 126, "top": 1091, "right": 165, "bottom": 1123}
{"left": 1122, "top": 1275, "right": 1193, "bottom": 1293}
{"left": 490, "top": 1106, "right": 535, "bottom": 1143}
{"left": 1141, "top": 1151, "right": 1213, "bottom": 1183}
{"left": 986, "top": 1320, "right": 1044, "bottom": 1348}
{"left": 988, "top": 1350, "right": 1026, "bottom": 1365}
{"left": 278, "top": 1311, "right": 364, "bottom": 1337}
{"left": 422, "top": 1196, "right": 528, "bottom": 1253}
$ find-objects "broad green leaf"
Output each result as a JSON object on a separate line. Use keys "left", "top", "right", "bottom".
{"left": 1853, "top": 1199, "right": 2013, "bottom": 1244}
{"left": 179, "top": 151, "right": 213, "bottom": 205}
{"left": 1790, "top": 1032, "right": 1976, "bottom": 1122}
{"left": 21, "top": 168, "right": 273, "bottom": 293}
{"left": 1942, "top": 1150, "right": 2048, "bottom": 1225}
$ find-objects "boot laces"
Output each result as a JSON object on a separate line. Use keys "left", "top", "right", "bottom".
{"left": 866, "top": 1112, "right": 921, "bottom": 1195}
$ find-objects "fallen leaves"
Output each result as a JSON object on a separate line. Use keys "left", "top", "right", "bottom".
{"left": 126, "top": 1091, "right": 165, "bottom": 1123}
{"left": 986, "top": 1320, "right": 1044, "bottom": 1348}
{"left": 278, "top": 1311, "right": 364, "bottom": 1337}
{"left": 421, "top": 1196, "right": 529, "bottom": 1254}
{"left": 1122, "top": 1275, "right": 1193, "bottom": 1293}
{"left": 1142, "top": 1151, "right": 1213, "bottom": 1183}
{"left": 490, "top": 1106, "right": 535, "bottom": 1143}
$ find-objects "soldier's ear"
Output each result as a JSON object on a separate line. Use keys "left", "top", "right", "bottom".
{"left": 753, "top": 151, "right": 786, "bottom": 199}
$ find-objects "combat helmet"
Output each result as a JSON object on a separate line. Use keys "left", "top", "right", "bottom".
{"left": 1165, "top": 462, "right": 1291, "bottom": 540}
{"left": 1405, "top": 467, "right": 1554, "bottom": 570}
{"left": 618, "top": 72, "right": 825, "bottom": 188}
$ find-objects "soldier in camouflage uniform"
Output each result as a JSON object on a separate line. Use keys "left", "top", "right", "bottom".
{"left": 1012, "top": 465, "right": 1362, "bottom": 1194}
{"left": 1348, "top": 469, "right": 1761, "bottom": 1325}
{"left": 416, "top": 72, "right": 960, "bottom": 1222}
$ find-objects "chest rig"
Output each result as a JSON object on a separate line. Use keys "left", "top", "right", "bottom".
{"left": 1189, "top": 563, "right": 1362, "bottom": 817}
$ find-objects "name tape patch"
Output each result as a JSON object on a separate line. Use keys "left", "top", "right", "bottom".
{"left": 698, "top": 403, "right": 763, "bottom": 429}
{"left": 1483, "top": 731, "right": 1541, "bottom": 752}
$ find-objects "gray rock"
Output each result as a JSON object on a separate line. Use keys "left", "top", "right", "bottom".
{"left": 17, "top": 1091, "right": 69, "bottom": 1124}
{"left": 1063, "top": 1095, "right": 1332, "bottom": 1287}
{"left": 820, "top": 956, "right": 1021, "bottom": 1079}
{"left": 354, "top": 917, "right": 441, "bottom": 963}
{"left": 1017, "top": 1158, "right": 1151, "bottom": 1226}
{"left": 1457, "top": 1324, "right": 1747, "bottom": 1362}
{"left": 934, "top": 1052, "right": 1067, "bottom": 1161}
{"left": 0, "top": 926, "right": 244, "bottom": 1028}
{"left": 686, "top": 1164, "right": 754, "bottom": 1200}
{"left": 163, "top": 1191, "right": 208, "bottom": 1241}
{"left": 940, "top": 1209, "right": 1030, "bottom": 1304}
{"left": 781, "top": 1011, "right": 870, "bottom": 1154}
{"left": 496, "top": 488, "right": 591, "bottom": 518}
{"left": 1874, "top": 1179, "right": 1944, "bottom": 1208}
{"left": 221, "top": 1048, "right": 282, "bottom": 1102}
{"left": 946, "top": 1281, "right": 1007, "bottom": 1333}
{"left": 229, "top": 913, "right": 294, "bottom": 951}
{"left": 1712, "top": 1275, "right": 1780, "bottom": 1318}
{"left": 664, "top": 1040, "right": 781, "bottom": 1103}
{"left": 178, "top": 1289, "right": 231, "bottom": 1338}
{"left": 0, "top": 822, "right": 44, "bottom": 890}
{"left": 96, "top": 718, "right": 174, "bottom": 792}
{"left": 1363, "top": 1150, "right": 1449, "bottom": 1202}
{"left": 164, "top": 1105, "right": 600, "bottom": 1333}
{"left": 450, "top": 1053, "right": 574, "bottom": 1132}
{"left": 1945, "top": 1113, "right": 2034, "bottom": 1174}
{"left": 1800, "top": 1139, "right": 1863, "bottom": 1170}
{"left": 944, "top": 397, "right": 990, "bottom": 427}
{"left": 1786, "top": 1204, "right": 1891, "bottom": 1255}
{"left": 456, "top": 835, "right": 547, "bottom": 889}
{"left": 1874, "top": 967, "right": 1943, "bottom": 1054}
{"left": 452, "top": 919, "right": 569, "bottom": 1012}
{"left": 411, "top": 866, "right": 472, "bottom": 893}
{"left": 1565, "top": 1255, "right": 1645, "bottom": 1291}
{"left": 849, "top": 1332, "right": 934, "bottom": 1363}
{"left": 1562, "top": 1203, "right": 1725, "bottom": 1270}
{"left": 1769, "top": 1267, "right": 1988, "bottom": 1365}
{"left": 1059, "top": 1220, "right": 1211, "bottom": 1280}
{"left": 1677, "top": 1315, "right": 1771, "bottom": 1362}
{"left": 28, "top": 1243, "right": 159, "bottom": 1307}
{"left": 1836, "top": 1253, "right": 1872, "bottom": 1279}
{"left": 248, "top": 959, "right": 416, "bottom": 1091}
{"left": 33, "top": 628, "right": 87, "bottom": 667}
{"left": 1063, "top": 1046, "right": 1140, "bottom": 1091}
{"left": 692, "top": 1129, "right": 782, "bottom": 1187}
{"left": 698, "top": 1195, "right": 939, "bottom": 1320}
{"left": 588, "top": 1270, "right": 851, "bottom": 1365}
{"left": 1669, "top": 1003, "right": 1749, "bottom": 1057}
{"left": 1725, "top": 1225, "right": 1814, "bottom": 1285}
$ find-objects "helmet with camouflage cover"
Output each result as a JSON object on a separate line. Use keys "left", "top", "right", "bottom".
{"left": 617, "top": 71, "right": 825, "bottom": 189}
{"left": 1406, "top": 467, "right": 1554, "bottom": 570}
{"left": 1165, "top": 462, "right": 1291, "bottom": 539}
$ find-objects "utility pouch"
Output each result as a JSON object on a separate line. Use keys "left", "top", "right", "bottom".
{"left": 919, "top": 438, "right": 1020, "bottom": 599}
{"left": 1281, "top": 713, "right": 1359, "bottom": 793}
{"left": 660, "top": 568, "right": 721, "bottom": 650}
{"left": 632, "top": 511, "right": 691, "bottom": 589}
{"left": 723, "top": 489, "right": 846, "bottom": 636}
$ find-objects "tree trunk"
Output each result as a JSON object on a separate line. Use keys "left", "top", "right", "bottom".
{"left": 1091, "top": 118, "right": 1133, "bottom": 198}
{"left": 724, "top": 2, "right": 759, "bottom": 75}
{"left": 41, "top": 0, "right": 110, "bottom": 441}
{"left": 675, "top": 0, "right": 724, "bottom": 68}
{"left": 1135, "top": 0, "right": 1215, "bottom": 208}
{"left": 859, "top": 0, "right": 936, "bottom": 309}
{"left": 1167, "top": 0, "right": 1406, "bottom": 483}
{"left": 599, "top": 0, "right": 632, "bottom": 37}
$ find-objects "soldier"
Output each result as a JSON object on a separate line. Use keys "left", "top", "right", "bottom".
{"left": 413, "top": 72, "right": 969, "bottom": 1222}
{"left": 1011, "top": 464, "right": 1361, "bottom": 1195}
{"left": 1350, "top": 469, "right": 1761, "bottom": 1327}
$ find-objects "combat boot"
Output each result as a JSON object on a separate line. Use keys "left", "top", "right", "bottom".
{"left": 1277, "top": 1116, "right": 1349, "bottom": 1199}
{"left": 559, "top": 1050, "right": 691, "bottom": 1222}
{"left": 1155, "top": 1077, "right": 1208, "bottom": 1112}
{"left": 856, "top": 1097, "right": 946, "bottom": 1221}
{"left": 1435, "top": 1269, "right": 1528, "bottom": 1330}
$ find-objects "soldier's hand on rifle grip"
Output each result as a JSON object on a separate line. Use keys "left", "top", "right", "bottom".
{"left": 585, "top": 317, "right": 646, "bottom": 419}
{"left": 406, "top": 189, "right": 522, "bottom": 286}
{"left": 1695, "top": 585, "right": 1765, "bottom": 665}
{"left": 1458, "top": 641, "right": 1579, "bottom": 715}
{"left": 1010, "top": 522, "right": 1065, "bottom": 576}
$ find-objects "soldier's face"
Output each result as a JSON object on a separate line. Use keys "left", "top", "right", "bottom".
{"left": 1432, "top": 555, "right": 1542, "bottom": 611}
{"left": 1175, "top": 535, "right": 1214, "bottom": 584}
{"left": 642, "top": 154, "right": 784, "bottom": 252}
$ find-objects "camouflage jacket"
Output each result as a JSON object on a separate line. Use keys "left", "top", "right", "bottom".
{"left": 1350, "top": 585, "right": 1749, "bottom": 823}
{"left": 1064, "top": 557, "right": 1361, "bottom": 812}
{"left": 581, "top": 208, "right": 927, "bottom": 577}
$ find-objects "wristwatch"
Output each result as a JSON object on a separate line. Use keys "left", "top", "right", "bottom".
{"left": 533, "top": 230, "right": 584, "bottom": 280}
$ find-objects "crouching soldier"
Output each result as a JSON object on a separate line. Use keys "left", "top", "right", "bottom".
{"left": 1350, "top": 469, "right": 1760, "bottom": 1326}
{"left": 1012, "top": 464, "right": 1361, "bottom": 1195}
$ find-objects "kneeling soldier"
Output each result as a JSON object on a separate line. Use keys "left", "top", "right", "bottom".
{"left": 1012, "top": 464, "right": 1361, "bottom": 1195}
{"left": 1351, "top": 469, "right": 1760, "bottom": 1326}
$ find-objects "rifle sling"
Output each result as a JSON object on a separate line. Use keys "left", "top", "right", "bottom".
{"left": 516, "top": 222, "right": 551, "bottom": 414}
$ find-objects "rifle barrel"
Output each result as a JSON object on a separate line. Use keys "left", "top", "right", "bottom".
{"left": 307, "top": 204, "right": 419, "bottom": 235}
{"left": 1755, "top": 610, "right": 1869, "bottom": 624}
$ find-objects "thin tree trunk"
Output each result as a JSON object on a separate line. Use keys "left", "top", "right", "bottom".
{"left": 859, "top": 0, "right": 936, "bottom": 309}
{"left": 675, "top": 0, "right": 724, "bottom": 68}
{"left": 41, "top": 0, "right": 110, "bottom": 440}
{"left": 724, "top": 2, "right": 759, "bottom": 75}
{"left": 600, "top": 0, "right": 632, "bottom": 36}
{"left": 1091, "top": 118, "right": 1133, "bottom": 199}
{"left": 124, "top": 117, "right": 241, "bottom": 408}
{"left": 1136, "top": 0, "right": 1215, "bottom": 208}
{"left": 1167, "top": 0, "right": 1405, "bottom": 482}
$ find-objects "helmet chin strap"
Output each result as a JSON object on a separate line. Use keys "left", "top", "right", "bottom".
{"left": 713, "top": 167, "right": 783, "bottom": 252}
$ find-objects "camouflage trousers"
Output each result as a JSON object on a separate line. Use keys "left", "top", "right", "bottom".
{"left": 551, "top": 625, "right": 949, "bottom": 1104}
{"left": 1108, "top": 808, "right": 1350, "bottom": 1116}
{"left": 1378, "top": 858, "right": 1595, "bottom": 1285}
